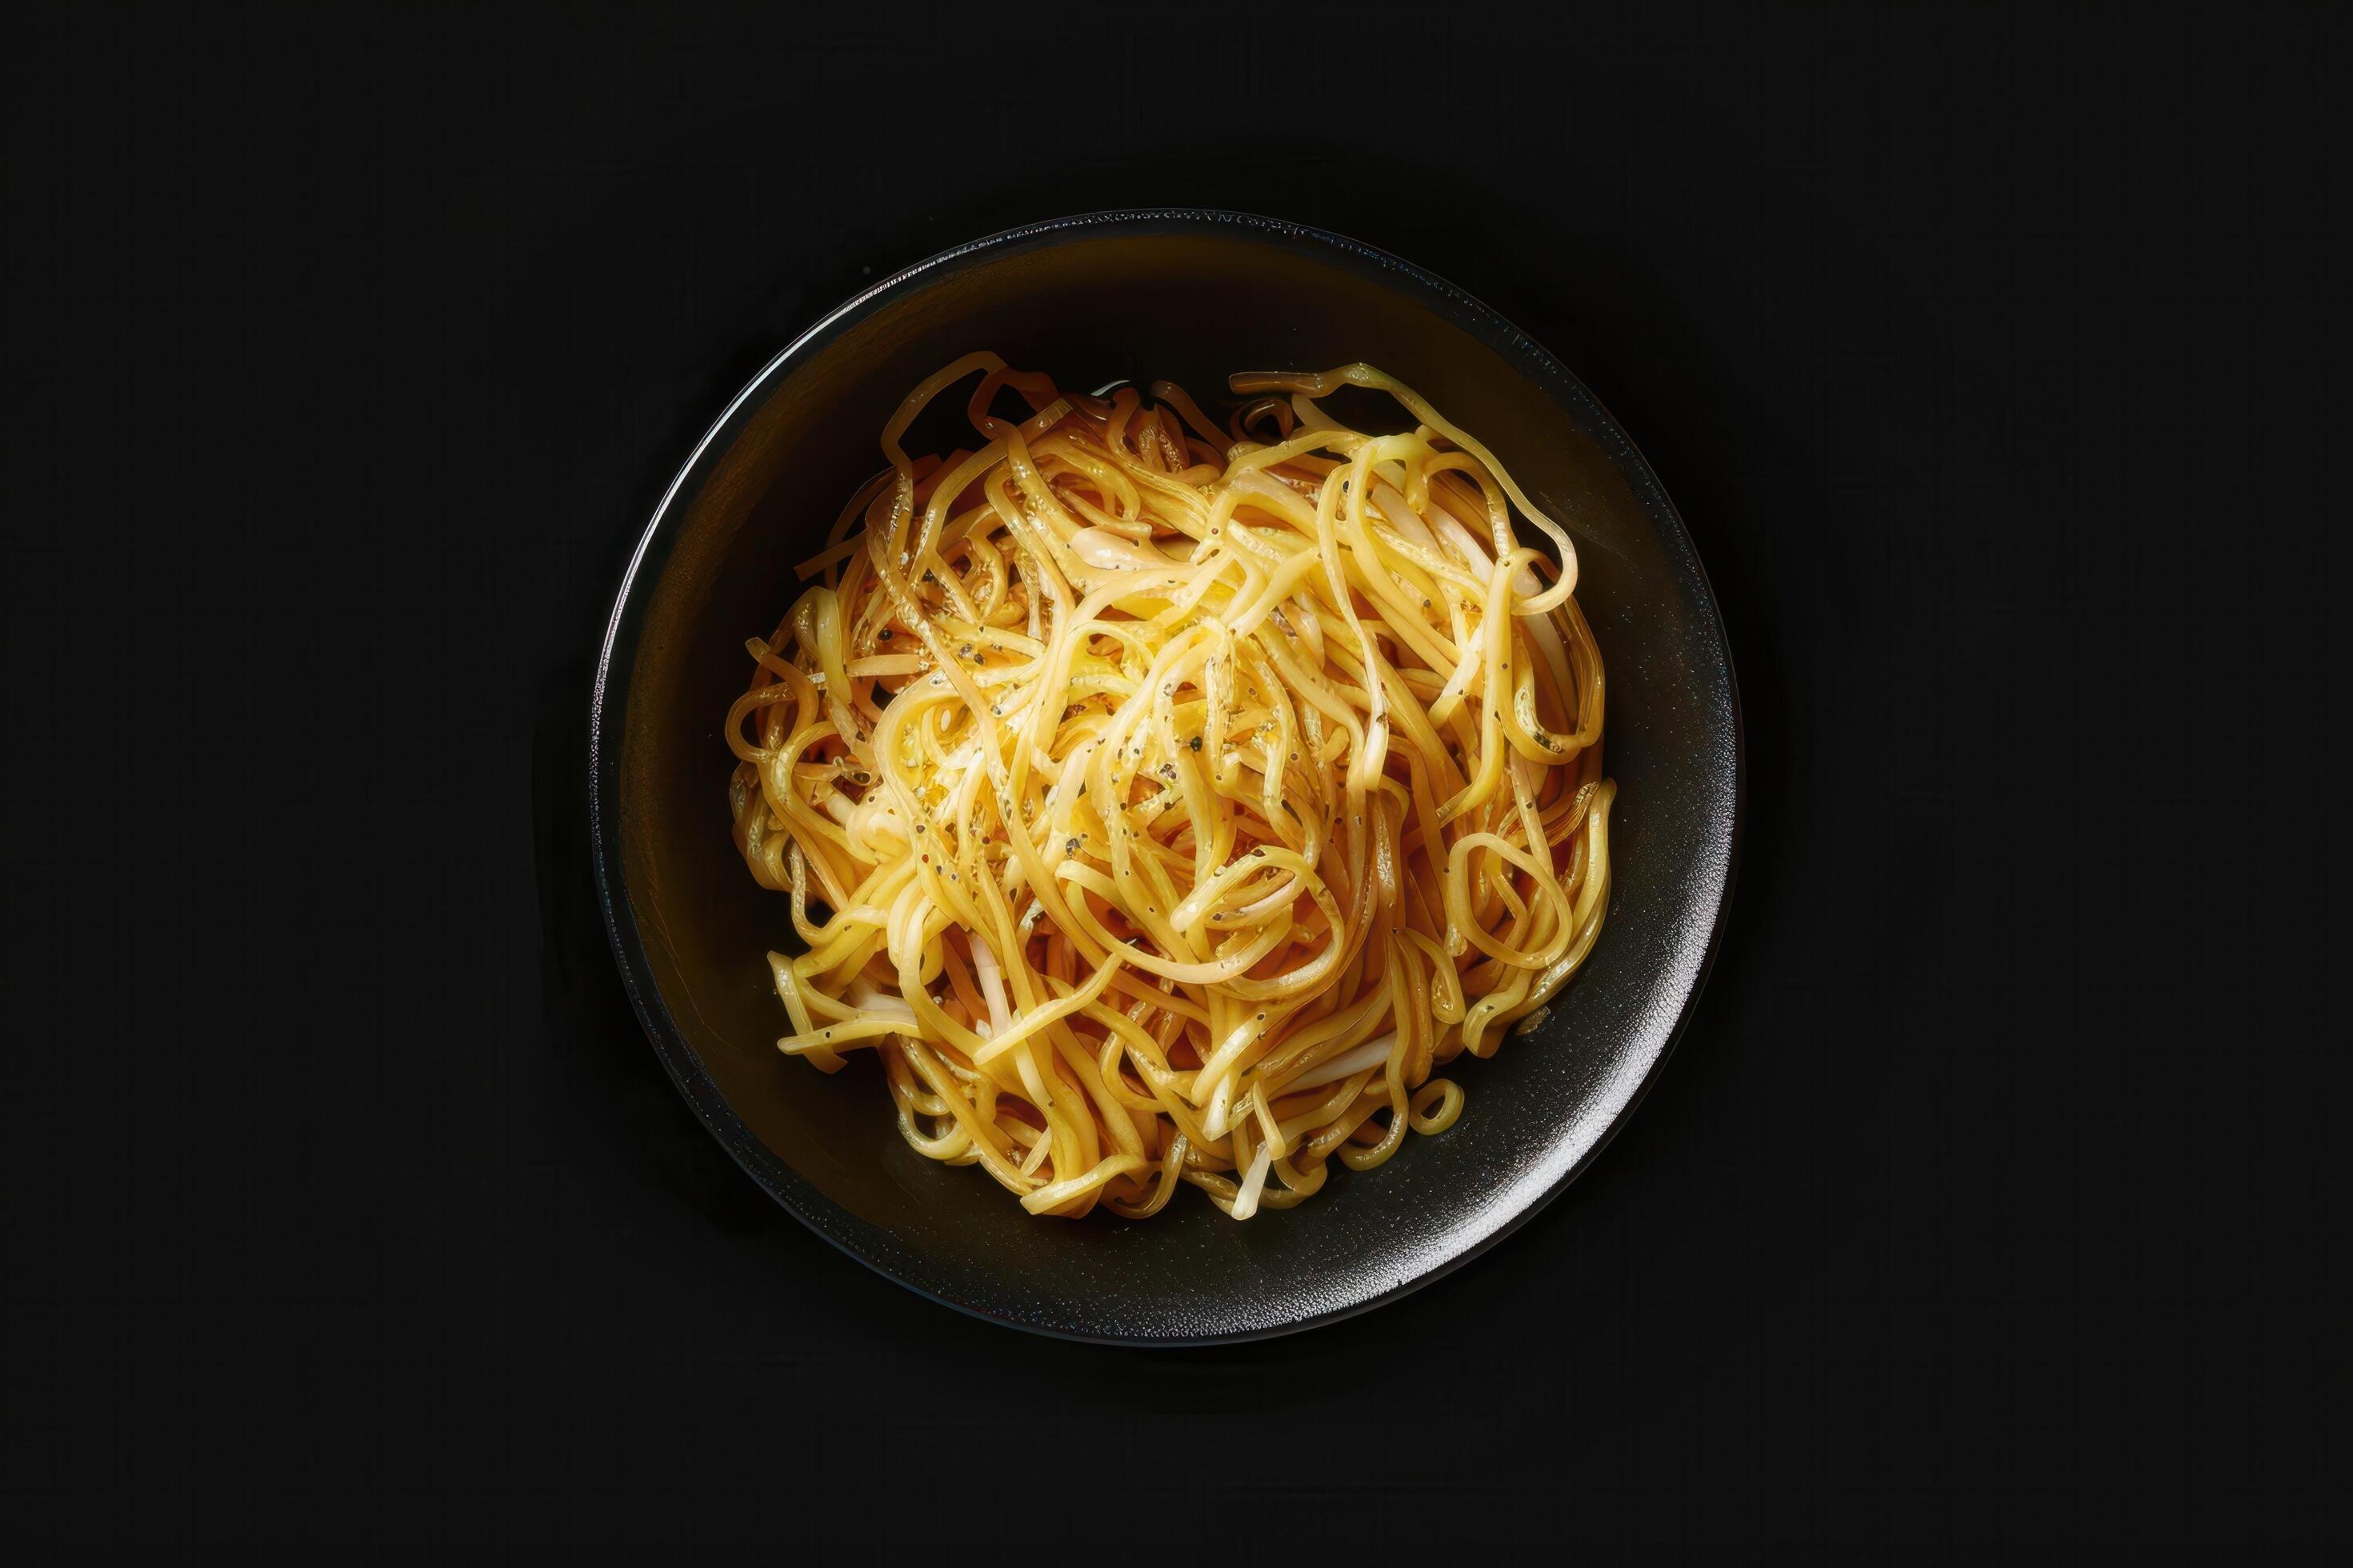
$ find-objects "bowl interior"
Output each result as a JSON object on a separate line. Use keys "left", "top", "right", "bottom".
{"left": 601, "top": 218, "right": 1739, "bottom": 1341}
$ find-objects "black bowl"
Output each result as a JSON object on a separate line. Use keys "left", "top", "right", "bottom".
{"left": 591, "top": 210, "right": 1741, "bottom": 1344}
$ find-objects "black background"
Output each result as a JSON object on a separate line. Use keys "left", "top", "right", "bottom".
{"left": 6, "top": 2, "right": 2347, "bottom": 1555}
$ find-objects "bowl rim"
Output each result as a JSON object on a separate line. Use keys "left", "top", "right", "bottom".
{"left": 590, "top": 207, "right": 1746, "bottom": 1346}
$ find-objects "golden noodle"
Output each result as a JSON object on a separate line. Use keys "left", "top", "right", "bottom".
{"left": 726, "top": 355, "right": 1615, "bottom": 1219}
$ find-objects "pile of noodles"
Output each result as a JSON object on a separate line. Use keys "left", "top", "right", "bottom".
{"left": 726, "top": 354, "right": 1614, "bottom": 1219}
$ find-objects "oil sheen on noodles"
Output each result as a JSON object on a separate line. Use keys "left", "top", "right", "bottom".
{"left": 726, "top": 355, "right": 1615, "bottom": 1220}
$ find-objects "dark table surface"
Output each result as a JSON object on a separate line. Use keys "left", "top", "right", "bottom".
{"left": 7, "top": 3, "right": 2346, "bottom": 1554}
